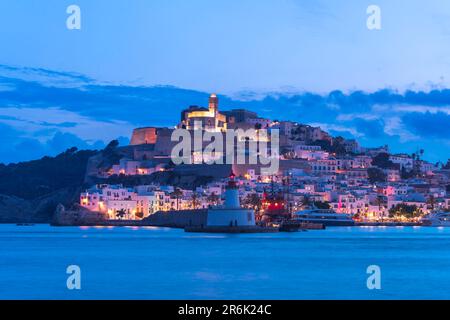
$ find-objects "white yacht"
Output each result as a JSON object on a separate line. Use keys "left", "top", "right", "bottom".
{"left": 421, "top": 212, "right": 450, "bottom": 227}
{"left": 292, "top": 209, "right": 355, "bottom": 226}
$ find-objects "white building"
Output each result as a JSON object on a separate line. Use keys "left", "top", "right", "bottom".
{"left": 110, "top": 158, "right": 160, "bottom": 176}
{"left": 310, "top": 159, "right": 338, "bottom": 174}
{"left": 419, "top": 161, "right": 436, "bottom": 174}
{"left": 80, "top": 185, "right": 141, "bottom": 220}
{"left": 80, "top": 184, "right": 180, "bottom": 219}
{"left": 389, "top": 154, "right": 413, "bottom": 170}
{"left": 294, "top": 145, "right": 329, "bottom": 160}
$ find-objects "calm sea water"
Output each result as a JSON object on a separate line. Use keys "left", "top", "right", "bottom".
{"left": 1, "top": 224, "right": 450, "bottom": 300}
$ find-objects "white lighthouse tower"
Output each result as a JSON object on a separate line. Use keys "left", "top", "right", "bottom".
{"left": 224, "top": 175, "right": 240, "bottom": 209}
{"left": 206, "top": 173, "right": 256, "bottom": 227}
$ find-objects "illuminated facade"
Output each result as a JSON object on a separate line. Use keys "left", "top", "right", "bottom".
{"left": 80, "top": 184, "right": 210, "bottom": 220}
{"left": 180, "top": 94, "right": 227, "bottom": 131}
{"left": 130, "top": 127, "right": 158, "bottom": 145}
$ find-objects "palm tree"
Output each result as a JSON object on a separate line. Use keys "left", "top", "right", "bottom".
{"left": 427, "top": 195, "right": 436, "bottom": 211}
{"left": 300, "top": 195, "right": 312, "bottom": 209}
{"left": 376, "top": 195, "right": 385, "bottom": 221}
{"left": 444, "top": 159, "right": 450, "bottom": 170}
{"left": 116, "top": 209, "right": 127, "bottom": 220}
{"left": 170, "top": 188, "right": 183, "bottom": 210}
{"left": 191, "top": 192, "right": 200, "bottom": 209}
{"left": 207, "top": 192, "right": 220, "bottom": 207}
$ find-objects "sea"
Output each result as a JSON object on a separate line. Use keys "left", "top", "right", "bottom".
{"left": 1, "top": 224, "right": 449, "bottom": 300}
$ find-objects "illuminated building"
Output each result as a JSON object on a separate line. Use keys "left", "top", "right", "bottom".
{"left": 180, "top": 94, "right": 227, "bottom": 131}
{"left": 130, "top": 127, "right": 158, "bottom": 145}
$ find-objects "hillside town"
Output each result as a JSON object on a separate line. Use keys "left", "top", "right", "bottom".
{"left": 78, "top": 94, "right": 450, "bottom": 224}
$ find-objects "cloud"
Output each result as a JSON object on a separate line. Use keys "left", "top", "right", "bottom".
{"left": 0, "top": 65, "right": 140, "bottom": 163}
{"left": 309, "top": 122, "right": 362, "bottom": 138}
{"left": 46, "top": 132, "right": 105, "bottom": 153}
{"left": 0, "top": 64, "right": 93, "bottom": 87}
{"left": 237, "top": 90, "right": 450, "bottom": 161}
{"left": 0, "top": 65, "right": 210, "bottom": 127}
{"left": 353, "top": 118, "right": 385, "bottom": 139}
{"left": 0, "top": 106, "right": 134, "bottom": 143}
{"left": 373, "top": 104, "right": 450, "bottom": 115}
{"left": 0, "top": 122, "right": 106, "bottom": 164}
{"left": 402, "top": 112, "right": 450, "bottom": 140}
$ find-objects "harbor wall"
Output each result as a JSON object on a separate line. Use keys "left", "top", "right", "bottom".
{"left": 143, "top": 209, "right": 208, "bottom": 228}
{"left": 207, "top": 208, "right": 255, "bottom": 227}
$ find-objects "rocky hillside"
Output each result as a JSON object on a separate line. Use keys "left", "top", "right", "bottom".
{"left": 0, "top": 147, "right": 98, "bottom": 223}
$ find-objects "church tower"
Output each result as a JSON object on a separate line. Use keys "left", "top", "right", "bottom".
{"left": 208, "top": 93, "right": 218, "bottom": 115}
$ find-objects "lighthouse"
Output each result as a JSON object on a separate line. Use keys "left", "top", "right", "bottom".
{"left": 224, "top": 173, "right": 240, "bottom": 208}
{"left": 206, "top": 173, "right": 256, "bottom": 227}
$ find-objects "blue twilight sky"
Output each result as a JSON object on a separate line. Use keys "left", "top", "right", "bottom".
{"left": 0, "top": 0, "right": 449, "bottom": 163}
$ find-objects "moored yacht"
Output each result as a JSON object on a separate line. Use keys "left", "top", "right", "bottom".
{"left": 292, "top": 208, "right": 355, "bottom": 226}
{"left": 421, "top": 212, "right": 450, "bottom": 227}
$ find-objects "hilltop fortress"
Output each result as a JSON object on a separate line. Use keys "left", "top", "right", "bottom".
{"left": 130, "top": 94, "right": 264, "bottom": 146}
{"left": 90, "top": 94, "right": 340, "bottom": 177}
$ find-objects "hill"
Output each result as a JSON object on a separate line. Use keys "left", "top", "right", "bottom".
{"left": 0, "top": 147, "right": 98, "bottom": 222}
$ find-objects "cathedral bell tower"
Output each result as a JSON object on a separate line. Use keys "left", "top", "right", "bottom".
{"left": 208, "top": 93, "right": 218, "bottom": 115}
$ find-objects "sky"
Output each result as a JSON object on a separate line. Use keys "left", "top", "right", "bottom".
{"left": 0, "top": 0, "right": 449, "bottom": 163}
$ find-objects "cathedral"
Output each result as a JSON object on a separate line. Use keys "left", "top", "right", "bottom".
{"left": 179, "top": 94, "right": 228, "bottom": 131}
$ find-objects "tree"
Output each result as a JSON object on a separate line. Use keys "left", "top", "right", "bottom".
{"left": 372, "top": 153, "right": 397, "bottom": 169}
{"left": 206, "top": 192, "right": 220, "bottom": 206}
{"left": 314, "top": 201, "right": 331, "bottom": 209}
{"left": 64, "top": 147, "right": 78, "bottom": 155}
{"left": 300, "top": 195, "right": 313, "bottom": 208}
{"left": 444, "top": 159, "right": 450, "bottom": 170}
{"left": 334, "top": 136, "right": 345, "bottom": 145}
{"left": 170, "top": 188, "right": 183, "bottom": 210}
{"left": 116, "top": 209, "right": 127, "bottom": 219}
{"left": 191, "top": 192, "right": 200, "bottom": 209}
{"left": 308, "top": 139, "right": 332, "bottom": 152}
{"left": 105, "top": 139, "right": 119, "bottom": 150}
{"left": 400, "top": 167, "right": 414, "bottom": 180}
{"left": 388, "top": 203, "right": 422, "bottom": 219}
{"left": 0, "top": 148, "right": 97, "bottom": 201}
{"left": 242, "top": 193, "right": 262, "bottom": 211}
{"left": 368, "top": 167, "right": 387, "bottom": 184}
{"left": 375, "top": 194, "right": 383, "bottom": 207}
{"left": 135, "top": 211, "right": 144, "bottom": 219}
{"left": 427, "top": 195, "right": 436, "bottom": 211}
{"left": 100, "top": 139, "right": 121, "bottom": 169}
{"left": 330, "top": 136, "right": 347, "bottom": 155}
